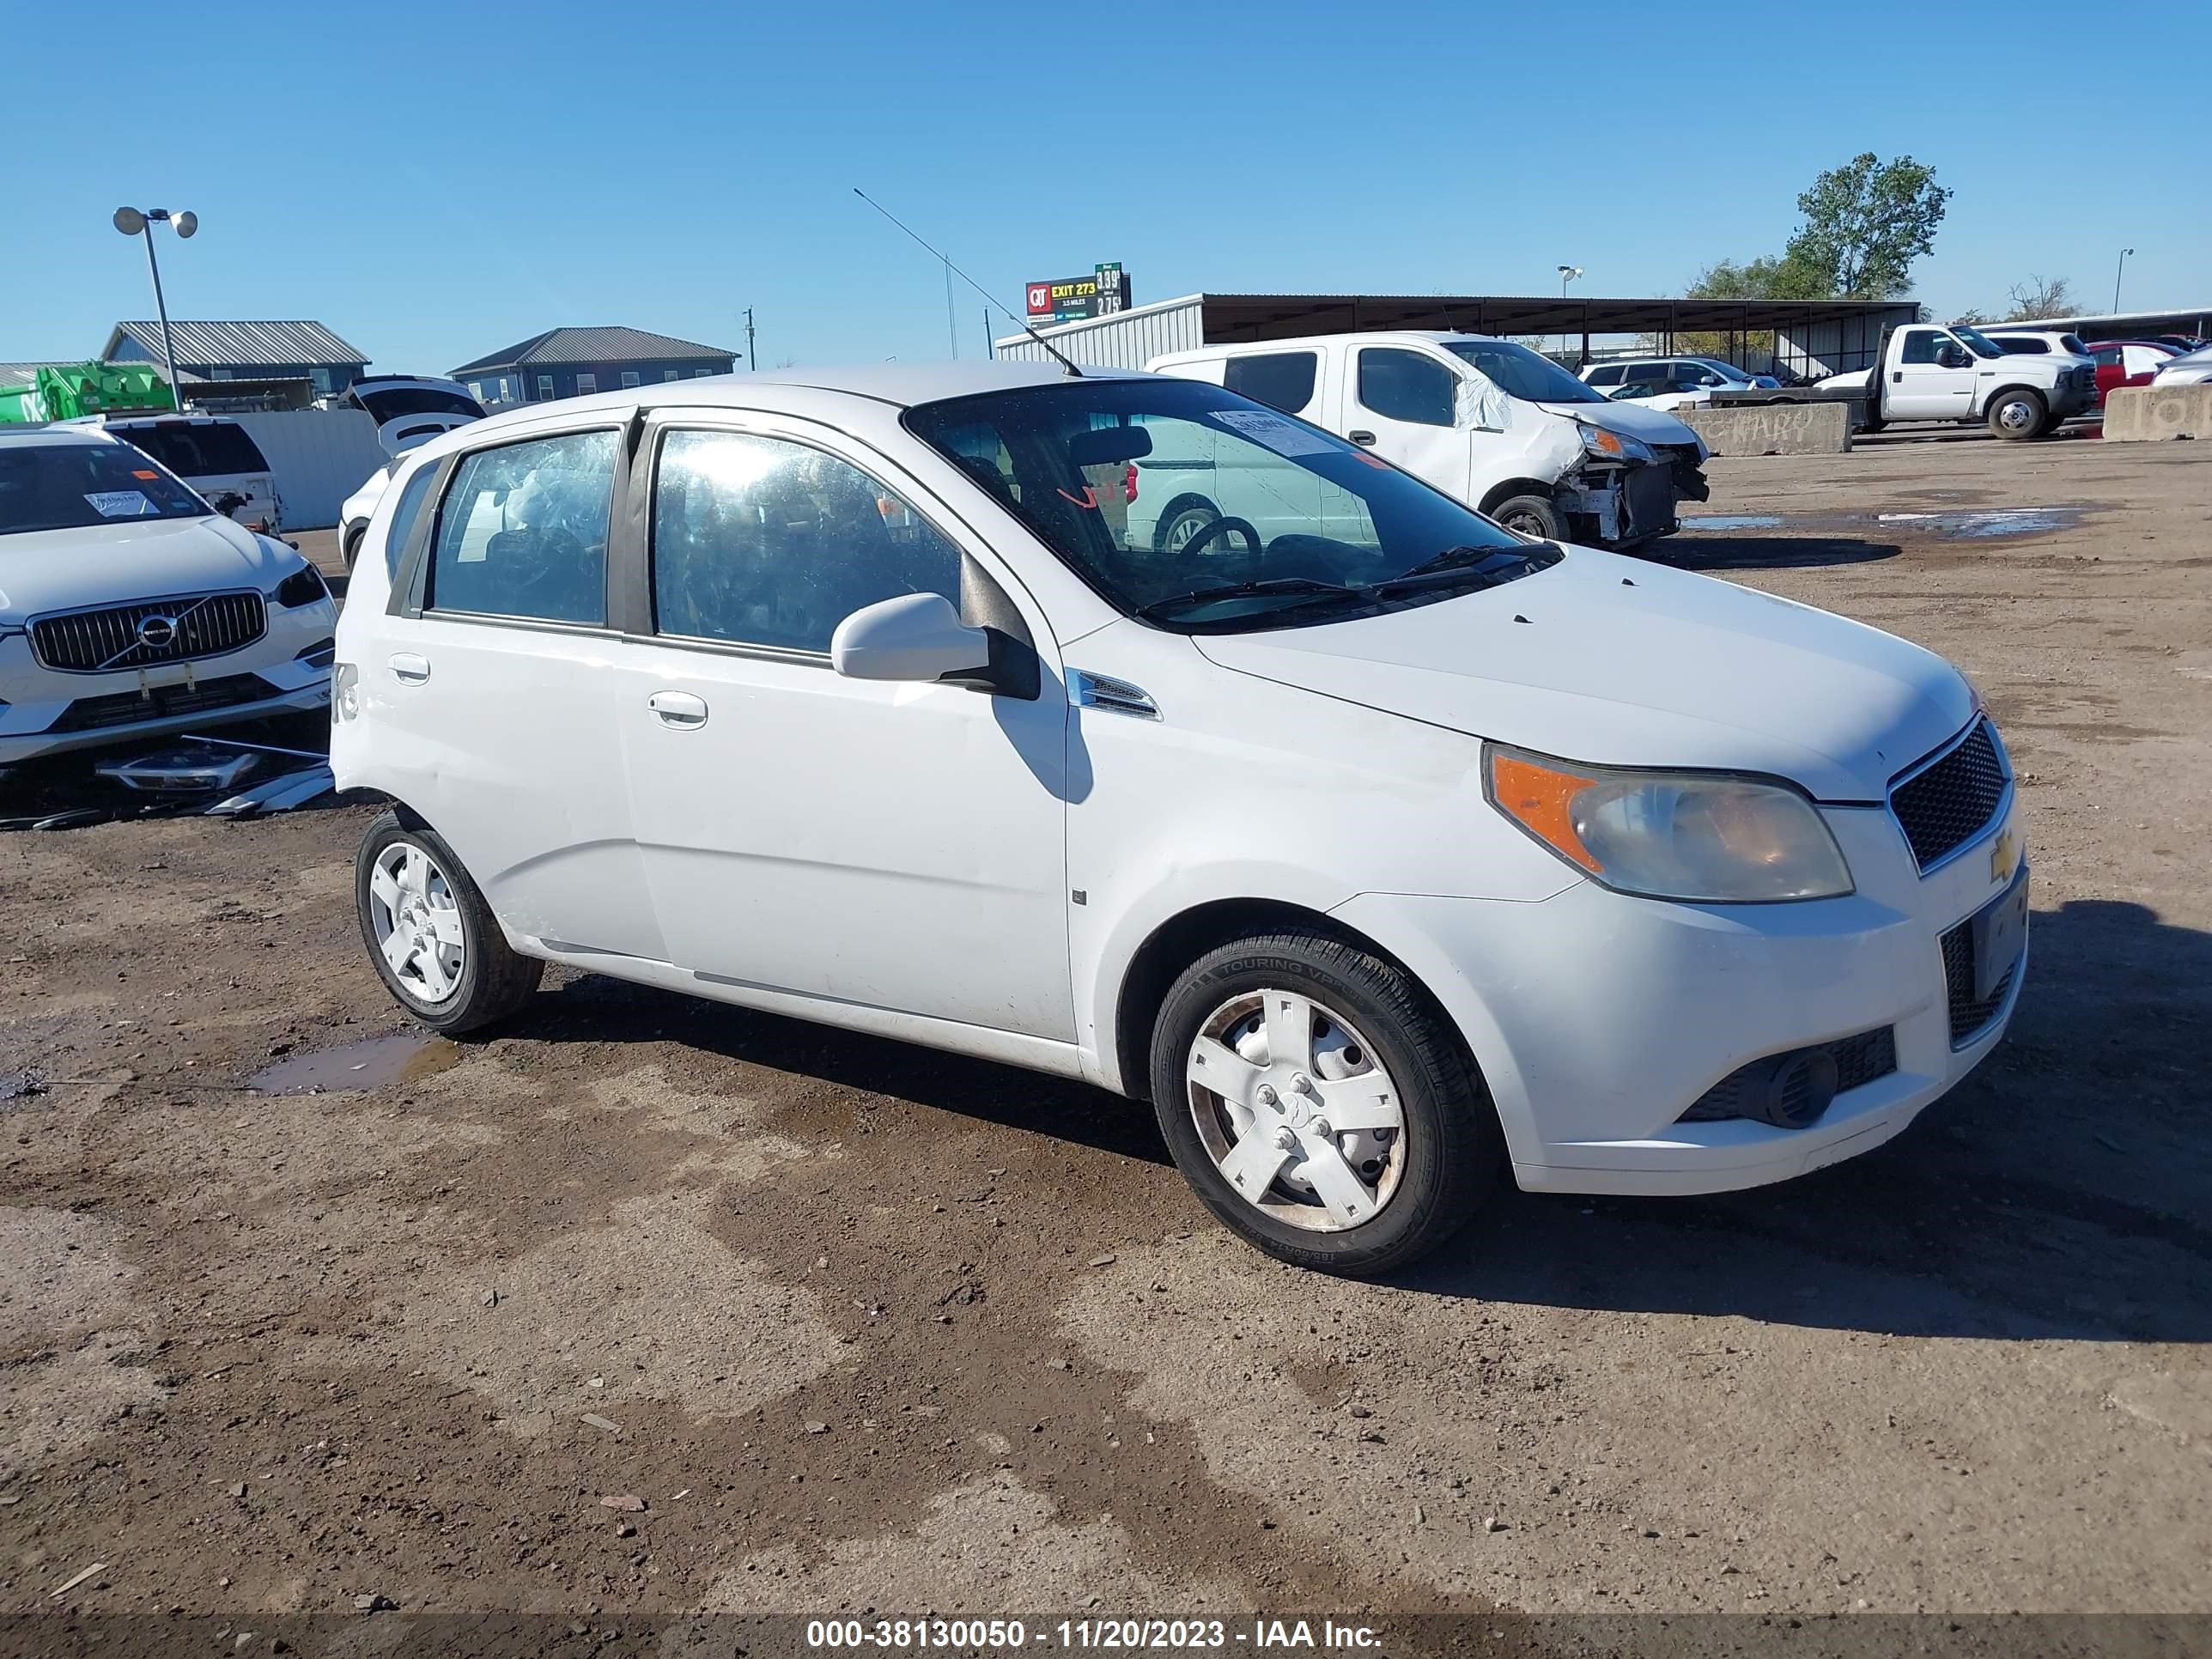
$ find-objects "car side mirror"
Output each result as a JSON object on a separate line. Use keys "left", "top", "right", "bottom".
{"left": 831, "top": 592, "right": 992, "bottom": 686}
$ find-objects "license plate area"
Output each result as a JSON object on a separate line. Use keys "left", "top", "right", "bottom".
{"left": 1970, "top": 865, "right": 2030, "bottom": 1003}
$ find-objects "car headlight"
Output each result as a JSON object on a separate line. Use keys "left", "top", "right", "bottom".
{"left": 1577, "top": 424, "right": 1656, "bottom": 465}
{"left": 274, "top": 565, "right": 328, "bottom": 608}
{"left": 1485, "top": 745, "right": 1853, "bottom": 902}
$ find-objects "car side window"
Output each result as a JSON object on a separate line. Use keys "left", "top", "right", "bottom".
{"left": 1357, "top": 349, "right": 1456, "bottom": 427}
{"left": 428, "top": 429, "right": 616, "bottom": 625}
{"left": 651, "top": 429, "right": 962, "bottom": 654}
{"left": 2091, "top": 345, "right": 2123, "bottom": 368}
{"left": 1223, "top": 351, "right": 1319, "bottom": 415}
{"left": 1584, "top": 364, "right": 1623, "bottom": 386}
{"left": 382, "top": 462, "right": 441, "bottom": 581}
{"left": 1670, "top": 363, "right": 1711, "bottom": 387}
{"left": 1900, "top": 331, "right": 1948, "bottom": 366}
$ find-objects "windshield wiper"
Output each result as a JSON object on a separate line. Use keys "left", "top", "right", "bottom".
{"left": 1135, "top": 576, "right": 1369, "bottom": 620}
{"left": 1370, "top": 544, "right": 1550, "bottom": 596}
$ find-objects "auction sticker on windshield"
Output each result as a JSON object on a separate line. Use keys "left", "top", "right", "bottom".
{"left": 1206, "top": 409, "right": 1338, "bottom": 457}
{"left": 84, "top": 490, "right": 154, "bottom": 517}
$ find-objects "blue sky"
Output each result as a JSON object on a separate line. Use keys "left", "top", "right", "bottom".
{"left": 8, "top": 0, "right": 2204, "bottom": 375}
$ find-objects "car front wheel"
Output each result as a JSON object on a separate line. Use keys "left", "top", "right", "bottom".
{"left": 1149, "top": 929, "right": 1500, "bottom": 1275}
{"left": 355, "top": 811, "right": 542, "bottom": 1035}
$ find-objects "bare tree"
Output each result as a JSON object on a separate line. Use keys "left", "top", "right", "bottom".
{"left": 2004, "top": 275, "right": 2075, "bottom": 321}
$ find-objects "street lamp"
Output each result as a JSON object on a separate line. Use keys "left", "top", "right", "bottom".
{"left": 1556, "top": 265, "right": 1584, "bottom": 358}
{"left": 112, "top": 206, "right": 197, "bottom": 404}
{"left": 2112, "top": 246, "right": 2135, "bottom": 313}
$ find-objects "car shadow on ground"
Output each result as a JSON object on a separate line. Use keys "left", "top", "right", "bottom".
{"left": 516, "top": 897, "right": 2209, "bottom": 1345}
{"left": 1408, "top": 896, "right": 2212, "bottom": 1344}
{"left": 1667, "top": 535, "right": 1900, "bottom": 571}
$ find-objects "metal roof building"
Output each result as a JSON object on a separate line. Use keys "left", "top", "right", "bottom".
{"left": 99, "top": 319, "right": 371, "bottom": 394}
{"left": 451, "top": 326, "right": 738, "bottom": 406}
{"left": 994, "top": 291, "right": 1920, "bottom": 378}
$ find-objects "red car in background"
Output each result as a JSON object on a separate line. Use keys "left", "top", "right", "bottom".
{"left": 2086, "top": 340, "right": 2179, "bottom": 405}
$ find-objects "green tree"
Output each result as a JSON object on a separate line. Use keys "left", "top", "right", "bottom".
{"left": 1686, "top": 252, "right": 1834, "bottom": 302}
{"left": 1784, "top": 153, "right": 1952, "bottom": 299}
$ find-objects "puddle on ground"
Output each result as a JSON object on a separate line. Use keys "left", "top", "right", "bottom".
{"left": 1680, "top": 506, "right": 2083, "bottom": 540}
{"left": 248, "top": 1030, "right": 459, "bottom": 1094}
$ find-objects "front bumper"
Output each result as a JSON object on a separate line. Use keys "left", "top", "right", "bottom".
{"left": 0, "top": 599, "right": 336, "bottom": 764}
{"left": 1333, "top": 790, "right": 2027, "bottom": 1196}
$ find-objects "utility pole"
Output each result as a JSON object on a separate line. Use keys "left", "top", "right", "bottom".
{"left": 744, "top": 307, "right": 757, "bottom": 372}
{"left": 984, "top": 307, "right": 993, "bottom": 361}
{"left": 2112, "top": 248, "right": 2135, "bottom": 314}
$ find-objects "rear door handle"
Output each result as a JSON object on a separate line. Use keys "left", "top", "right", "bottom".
{"left": 388, "top": 653, "right": 430, "bottom": 684}
{"left": 648, "top": 690, "right": 708, "bottom": 729}
{"left": 1347, "top": 429, "right": 1376, "bottom": 446}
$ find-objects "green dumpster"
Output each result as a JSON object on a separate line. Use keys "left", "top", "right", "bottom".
{"left": 0, "top": 361, "right": 177, "bottom": 423}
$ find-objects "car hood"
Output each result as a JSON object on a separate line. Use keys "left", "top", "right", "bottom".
{"left": 1193, "top": 547, "right": 1972, "bottom": 800}
{"left": 0, "top": 514, "right": 294, "bottom": 619}
{"left": 1537, "top": 397, "right": 1704, "bottom": 449}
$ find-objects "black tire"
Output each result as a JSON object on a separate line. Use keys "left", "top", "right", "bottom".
{"left": 355, "top": 810, "right": 542, "bottom": 1036}
{"left": 1486, "top": 493, "right": 1563, "bottom": 541}
{"left": 341, "top": 522, "right": 366, "bottom": 573}
{"left": 1152, "top": 496, "right": 1220, "bottom": 556}
{"left": 1986, "top": 387, "right": 2047, "bottom": 441}
{"left": 1148, "top": 929, "right": 1501, "bottom": 1276}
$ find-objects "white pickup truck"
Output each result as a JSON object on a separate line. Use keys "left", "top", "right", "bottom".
{"left": 1817, "top": 323, "right": 2095, "bottom": 440}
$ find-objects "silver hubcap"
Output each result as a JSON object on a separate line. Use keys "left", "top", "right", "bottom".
{"left": 1187, "top": 989, "right": 1407, "bottom": 1232}
{"left": 368, "top": 841, "right": 465, "bottom": 1005}
{"left": 1998, "top": 400, "right": 2034, "bottom": 432}
{"left": 1165, "top": 510, "right": 1215, "bottom": 552}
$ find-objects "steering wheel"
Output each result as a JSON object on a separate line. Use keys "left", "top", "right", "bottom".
{"left": 1178, "top": 515, "right": 1263, "bottom": 560}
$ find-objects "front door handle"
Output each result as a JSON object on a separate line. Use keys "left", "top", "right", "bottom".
{"left": 389, "top": 652, "right": 430, "bottom": 684}
{"left": 1347, "top": 429, "right": 1376, "bottom": 446}
{"left": 647, "top": 690, "right": 708, "bottom": 729}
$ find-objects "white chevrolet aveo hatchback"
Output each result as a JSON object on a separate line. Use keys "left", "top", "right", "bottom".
{"left": 331, "top": 363, "right": 2027, "bottom": 1274}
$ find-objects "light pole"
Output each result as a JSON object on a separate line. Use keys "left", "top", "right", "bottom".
{"left": 1556, "top": 265, "right": 1583, "bottom": 358}
{"left": 113, "top": 207, "right": 197, "bottom": 403}
{"left": 2112, "top": 247, "right": 2135, "bottom": 313}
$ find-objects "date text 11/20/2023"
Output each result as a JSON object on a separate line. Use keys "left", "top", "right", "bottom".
{"left": 805, "top": 1619, "right": 1384, "bottom": 1650}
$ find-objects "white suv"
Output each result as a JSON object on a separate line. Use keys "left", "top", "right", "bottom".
{"left": 332, "top": 364, "right": 2027, "bottom": 1274}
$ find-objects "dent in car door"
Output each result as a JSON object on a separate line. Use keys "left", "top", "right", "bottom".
{"left": 615, "top": 420, "right": 1073, "bottom": 1040}
{"left": 1348, "top": 346, "right": 1473, "bottom": 502}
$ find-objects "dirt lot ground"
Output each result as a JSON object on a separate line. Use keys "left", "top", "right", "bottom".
{"left": 3, "top": 437, "right": 2208, "bottom": 1642}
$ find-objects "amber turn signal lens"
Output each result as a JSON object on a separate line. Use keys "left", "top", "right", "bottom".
{"left": 1486, "top": 750, "right": 1601, "bottom": 872}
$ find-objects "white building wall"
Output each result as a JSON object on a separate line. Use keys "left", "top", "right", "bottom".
{"left": 993, "top": 295, "right": 1208, "bottom": 370}
{"left": 233, "top": 408, "right": 390, "bottom": 531}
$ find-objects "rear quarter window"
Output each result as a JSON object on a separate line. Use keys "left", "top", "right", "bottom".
{"left": 117, "top": 421, "right": 270, "bottom": 476}
{"left": 382, "top": 462, "right": 441, "bottom": 581}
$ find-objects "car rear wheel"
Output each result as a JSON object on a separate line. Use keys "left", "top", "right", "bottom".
{"left": 1149, "top": 929, "right": 1499, "bottom": 1275}
{"left": 1154, "top": 498, "right": 1222, "bottom": 556}
{"left": 356, "top": 811, "right": 542, "bottom": 1035}
{"left": 1988, "top": 388, "right": 2048, "bottom": 441}
{"left": 341, "top": 522, "right": 366, "bottom": 573}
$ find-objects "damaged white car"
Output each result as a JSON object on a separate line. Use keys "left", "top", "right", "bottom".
{"left": 1147, "top": 332, "right": 1709, "bottom": 550}
{"left": 0, "top": 428, "right": 337, "bottom": 765}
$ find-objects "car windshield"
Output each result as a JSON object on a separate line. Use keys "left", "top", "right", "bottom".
{"left": 112, "top": 421, "right": 270, "bottom": 477}
{"left": 1951, "top": 326, "right": 2004, "bottom": 361}
{"left": 0, "top": 441, "right": 209, "bottom": 538}
{"left": 903, "top": 378, "right": 1559, "bottom": 631}
{"left": 1440, "top": 340, "right": 1607, "bottom": 404}
{"left": 1691, "top": 359, "right": 1753, "bottom": 382}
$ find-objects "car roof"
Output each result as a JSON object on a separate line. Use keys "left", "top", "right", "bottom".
{"left": 410, "top": 359, "right": 1138, "bottom": 452}
{"left": 0, "top": 424, "right": 127, "bottom": 447}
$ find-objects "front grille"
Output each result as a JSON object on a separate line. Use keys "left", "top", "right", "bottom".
{"left": 48, "top": 672, "right": 278, "bottom": 732}
{"left": 1678, "top": 1027, "right": 1899, "bottom": 1122}
{"left": 30, "top": 591, "right": 267, "bottom": 674}
{"left": 1941, "top": 918, "right": 2018, "bottom": 1046}
{"left": 1890, "top": 720, "right": 2008, "bottom": 871}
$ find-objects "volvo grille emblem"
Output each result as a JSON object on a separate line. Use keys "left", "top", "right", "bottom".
{"left": 137, "top": 614, "right": 179, "bottom": 649}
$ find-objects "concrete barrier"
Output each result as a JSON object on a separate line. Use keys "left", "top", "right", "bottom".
{"left": 2102, "top": 383, "right": 2212, "bottom": 442}
{"left": 1674, "top": 399, "right": 1852, "bottom": 457}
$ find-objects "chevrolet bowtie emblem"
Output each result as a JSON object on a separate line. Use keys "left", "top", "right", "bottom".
{"left": 1990, "top": 828, "right": 2020, "bottom": 885}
